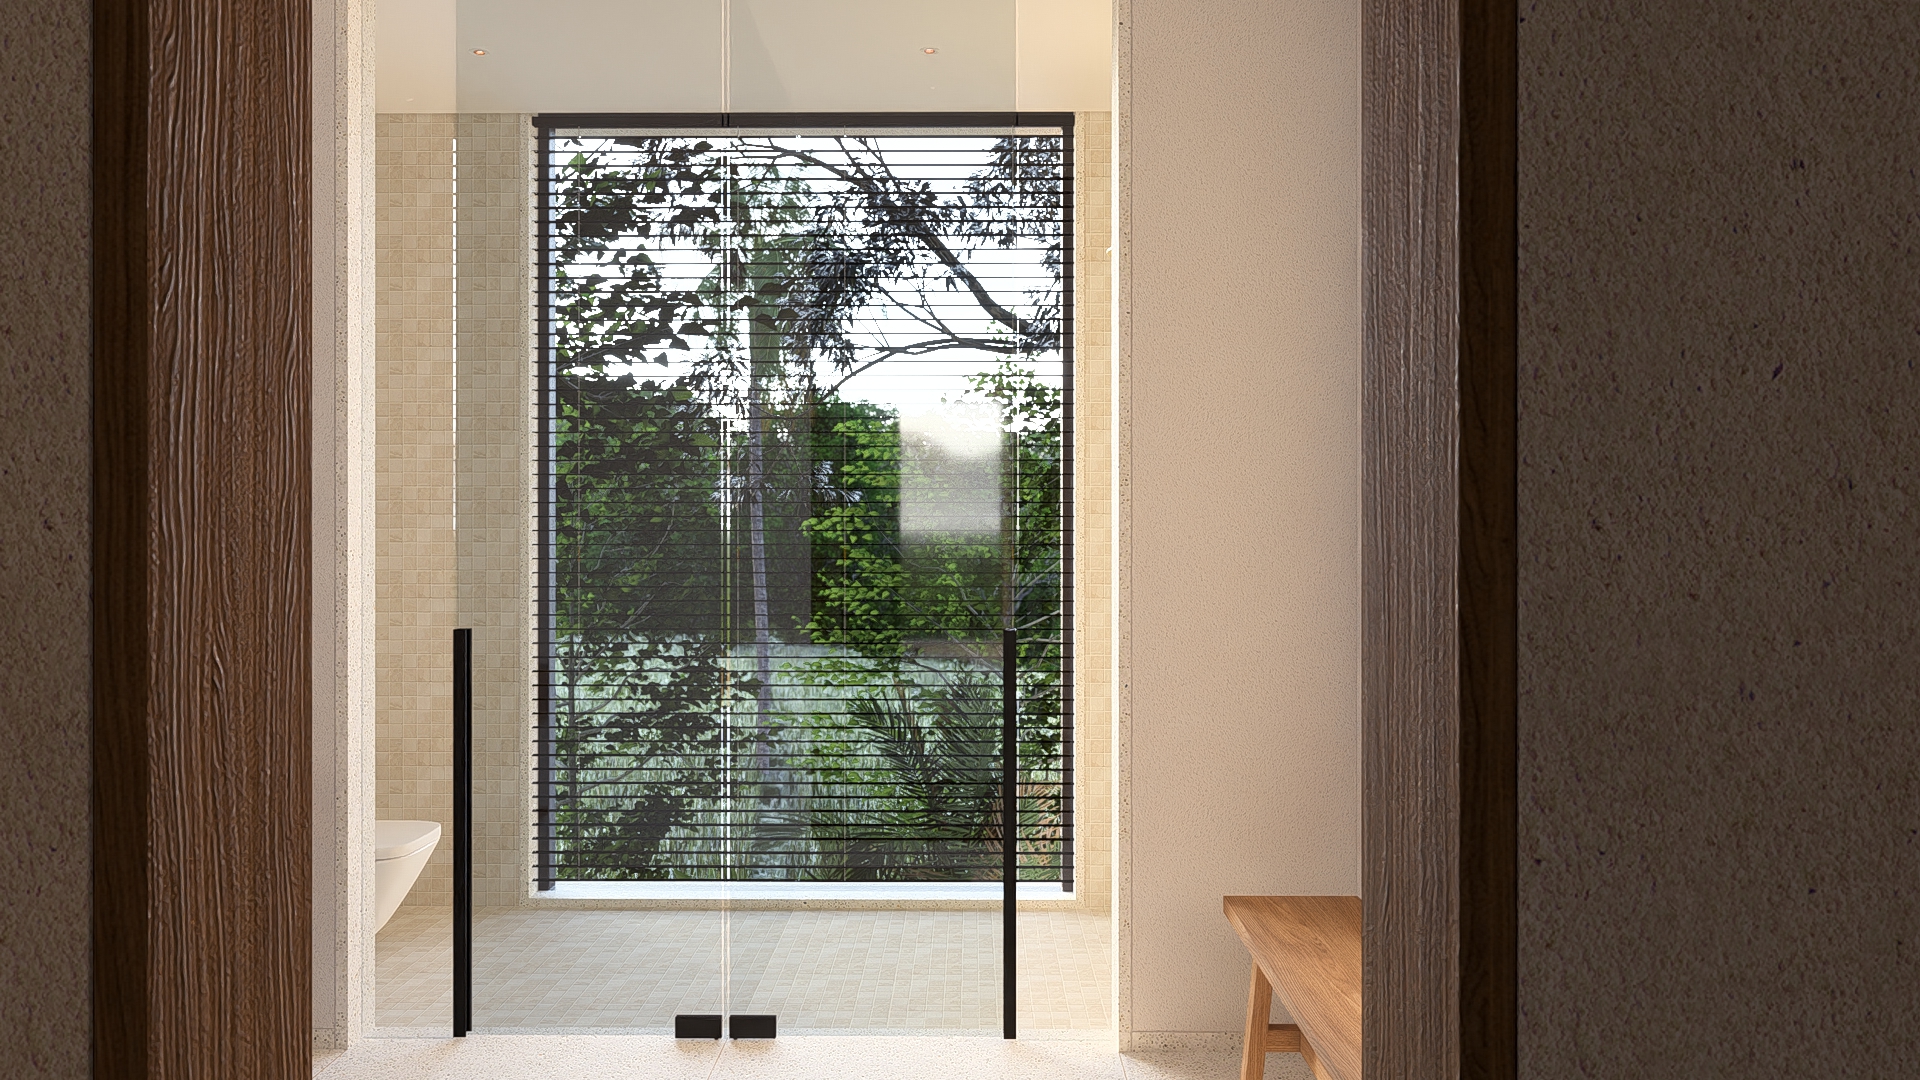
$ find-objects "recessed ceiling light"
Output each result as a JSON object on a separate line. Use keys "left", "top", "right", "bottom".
{"left": 922, "top": 47, "right": 938, "bottom": 54}
{"left": 471, "top": 48, "right": 488, "bottom": 56}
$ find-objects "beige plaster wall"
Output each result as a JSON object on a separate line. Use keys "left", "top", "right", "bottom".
{"left": 0, "top": 2, "right": 92, "bottom": 1075}
{"left": 1115, "top": 0, "right": 1361, "bottom": 1043}
{"left": 1518, "top": 4, "right": 1920, "bottom": 1074}
{"left": 376, "top": 114, "right": 459, "bottom": 912}
{"left": 1072, "top": 112, "right": 1115, "bottom": 917}
{"left": 314, "top": 0, "right": 378, "bottom": 1050}
{"left": 454, "top": 114, "right": 537, "bottom": 910}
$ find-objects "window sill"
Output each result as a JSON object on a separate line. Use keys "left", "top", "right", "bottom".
{"left": 534, "top": 880, "right": 1074, "bottom": 905}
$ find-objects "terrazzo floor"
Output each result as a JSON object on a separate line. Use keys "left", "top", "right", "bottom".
{"left": 376, "top": 905, "right": 1113, "bottom": 1035}
{"left": 315, "top": 1034, "right": 1316, "bottom": 1080}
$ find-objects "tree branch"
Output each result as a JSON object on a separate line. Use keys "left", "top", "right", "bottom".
{"left": 746, "top": 139, "right": 1034, "bottom": 339}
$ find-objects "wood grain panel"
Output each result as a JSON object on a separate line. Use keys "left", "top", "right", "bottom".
{"left": 93, "top": 0, "right": 153, "bottom": 1071}
{"left": 1362, "top": 0, "right": 1462, "bottom": 1072}
{"left": 93, "top": 0, "right": 313, "bottom": 1075}
{"left": 1361, "top": 0, "right": 1516, "bottom": 1075}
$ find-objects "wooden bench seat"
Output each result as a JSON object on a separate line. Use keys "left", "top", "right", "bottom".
{"left": 1223, "top": 895, "right": 1362, "bottom": 1080}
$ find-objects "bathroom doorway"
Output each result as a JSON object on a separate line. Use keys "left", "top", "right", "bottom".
{"left": 368, "top": 1, "right": 1117, "bottom": 1040}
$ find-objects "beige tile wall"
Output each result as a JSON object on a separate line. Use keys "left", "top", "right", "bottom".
{"left": 454, "top": 114, "right": 538, "bottom": 910}
{"left": 376, "top": 114, "right": 457, "bottom": 911}
{"left": 1070, "top": 113, "right": 1115, "bottom": 916}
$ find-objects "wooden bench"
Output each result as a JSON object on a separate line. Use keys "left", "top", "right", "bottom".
{"left": 1223, "top": 895, "right": 1362, "bottom": 1080}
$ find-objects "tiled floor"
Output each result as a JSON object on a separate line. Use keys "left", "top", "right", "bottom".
{"left": 315, "top": 1034, "right": 1317, "bottom": 1080}
{"left": 377, "top": 905, "right": 1113, "bottom": 1035}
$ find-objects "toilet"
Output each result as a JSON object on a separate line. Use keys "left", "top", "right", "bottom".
{"left": 374, "top": 819, "right": 442, "bottom": 933}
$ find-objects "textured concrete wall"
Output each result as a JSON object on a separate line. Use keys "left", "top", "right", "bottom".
{"left": 1518, "top": 4, "right": 1920, "bottom": 1073}
{"left": 0, "top": 3, "right": 91, "bottom": 1076}
{"left": 376, "top": 114, "right": 459, "bottom": 911}
{"left": 1116, "top": 0, "right": 1361, "bottom": 1043}
{"left": 314, "top": 0, "right": 379, "bottom": 1050}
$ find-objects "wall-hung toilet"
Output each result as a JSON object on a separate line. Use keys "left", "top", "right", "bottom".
{"left": 374, "top": 819, "right": 441, "bottom": 933}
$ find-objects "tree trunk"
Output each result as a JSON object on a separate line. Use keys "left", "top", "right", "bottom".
{"left": 743, "top": 256, "right": 784, "bottom": 879}
{"left": 745, "top": 340, "right": 775, "bottom": 776}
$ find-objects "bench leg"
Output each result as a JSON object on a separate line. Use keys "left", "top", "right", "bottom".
{"left": 1240, "top": 961, "right": 1272, "bottom": 1080}
{"left": 1299, "top": 1033, "right": 1326, "bottom": 1080}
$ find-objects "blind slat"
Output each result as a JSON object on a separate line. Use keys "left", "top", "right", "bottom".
{"left": 537, "top": 127, "right": 1075, "bottom": 888}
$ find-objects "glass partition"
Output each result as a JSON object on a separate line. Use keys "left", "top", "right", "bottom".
{"left": 427, "top": 1, "right": 1082, "bottom": 1038}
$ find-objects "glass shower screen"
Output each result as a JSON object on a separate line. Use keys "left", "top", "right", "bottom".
{"left": 441, "top": 0, "right": 1069, "bottom": 1038}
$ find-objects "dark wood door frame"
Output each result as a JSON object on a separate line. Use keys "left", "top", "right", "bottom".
{"left": 1362, "top": 0, "right": 1516, "bottom": 1076}
{"left": 93, "top": 0, "right": 314, "bottom": 1075}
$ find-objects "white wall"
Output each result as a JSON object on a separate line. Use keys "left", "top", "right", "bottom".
{"left": 1116, "top": 0, "right": 1361, "bottom": 1042}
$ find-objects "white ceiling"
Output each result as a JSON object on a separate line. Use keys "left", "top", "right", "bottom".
{"left": 375, "top": 0, "right": 1112, "bottom": 114}
{"left": 377, "top": 0, "right": 456, "bottom": 111}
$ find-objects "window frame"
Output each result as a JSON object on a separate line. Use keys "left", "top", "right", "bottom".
{"left": 531, "top": 112, "right": 1078, "bottom": 892}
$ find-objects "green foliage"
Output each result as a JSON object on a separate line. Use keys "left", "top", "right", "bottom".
{"left": 788, "top": 362, "right": 1067, "bottom": 879}
{"left": 794, "top": 676, "right": 1003, "bottom": 881}
{"left": 801, "top": 397, "right": 910, "bottom": 651}
{"left": 549, "top": 373, "right": 731, "bottom": 877}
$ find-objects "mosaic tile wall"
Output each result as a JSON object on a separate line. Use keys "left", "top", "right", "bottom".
{"left": 375, "top": 113, "right": 458, "bottom": 910}
{"left": 454, "top": 113, "right": 538, "bottom": 909}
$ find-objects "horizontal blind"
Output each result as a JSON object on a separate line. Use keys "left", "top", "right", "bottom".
{"left": 536, "top": 122, "right": 1073, "bottom": 887}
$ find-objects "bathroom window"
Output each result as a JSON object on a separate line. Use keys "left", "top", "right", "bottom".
{"left": 533, "top": 117, "right": 1074, "bottom": 888}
